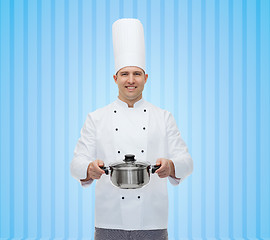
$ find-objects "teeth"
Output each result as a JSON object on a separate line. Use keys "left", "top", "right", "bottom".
{"left": 127, "top": 87, "right": 135, "bottom": 89}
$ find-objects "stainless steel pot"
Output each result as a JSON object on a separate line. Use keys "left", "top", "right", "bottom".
{"left": 101, "top": 154, "right": 160, "bottom": 189}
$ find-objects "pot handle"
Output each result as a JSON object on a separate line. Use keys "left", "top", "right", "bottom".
{"left": 151, "top": 165, "right": 161, "bottom": 174}
{"left": 100, "top": 166, "right": 109, "bottom": 175}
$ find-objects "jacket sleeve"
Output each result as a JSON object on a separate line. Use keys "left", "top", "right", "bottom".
{"left": 70, "top": 113, "right": 96, "bottom": 187}
{"left": 166, "top": 112, "right": 193, "bottom": 185}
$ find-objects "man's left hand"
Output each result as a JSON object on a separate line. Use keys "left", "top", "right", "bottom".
{"left": 155, "top": 158, "right": 176, "bottom": 178}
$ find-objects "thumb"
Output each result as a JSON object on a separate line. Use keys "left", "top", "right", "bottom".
{"left": 156, "top": 159, "right": 162, "bottom": 166}
{"left": 97, "top": 160, "right": 104, "bottom": 167}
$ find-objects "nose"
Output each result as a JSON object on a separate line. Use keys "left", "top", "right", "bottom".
{"left": 127, "top": 74, "right": 135, "bottom": 84}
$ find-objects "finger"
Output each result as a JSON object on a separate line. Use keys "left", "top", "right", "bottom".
{"left": 158, "top": 172, "right": 169, "bottom": 177}
{"left": 90, "top": 173, "right": 102, "bottom": 179}
{"left": 157, "top": 169, "right": 168, "bottom": 175}
{"left": 93, "top": 162, "right": 105, "bottom": 174}
{"left": 157, "top": 173, "right": 165, "bottom": 178}
{"left": 155, "top": 158, "right": 167, "bottom": 173}
{"left": 96, "top": 160, "right": 106, "bottom": 174}
{"left": 89, "top": 167, "right": 103, "bottom": 178}
{"left": 155, "top": 163, "right": 166, "bottom": 173}
{"left": 94, "top": 174, "right": 102, "bottom": 179}
{"left": 158, "top": 173, "right": 169, "bottom": 178}
{"left": 97, "top": 159, "right": 104, "bottom": 167}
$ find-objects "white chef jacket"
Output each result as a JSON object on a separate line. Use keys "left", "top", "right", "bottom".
{"left": 70, "top": 98, "right": 193, "bottom": 230}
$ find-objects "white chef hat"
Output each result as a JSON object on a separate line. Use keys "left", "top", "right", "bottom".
{"left": 112, "top": 18, "right": 145, "bottom": 74}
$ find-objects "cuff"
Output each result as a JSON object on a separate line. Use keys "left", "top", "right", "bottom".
{"left": 70, "top": 158, "right": 91, "bottom": 183}
{"left": 81, "top": 178, "right": 94, "bottom": 188}
{"left": 172, "top": 156, "right": 193, "bottom": 180}
{"left": 168, "top": 176, "right": 181, "bottom": 186}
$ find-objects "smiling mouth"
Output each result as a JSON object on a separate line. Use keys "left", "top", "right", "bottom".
{"left": 125, "top": 86, "right": 137, "bottom": 90}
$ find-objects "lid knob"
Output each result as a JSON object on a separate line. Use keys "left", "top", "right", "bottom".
{"left": 124, "top": 154, "right": 136, "bottom": 163}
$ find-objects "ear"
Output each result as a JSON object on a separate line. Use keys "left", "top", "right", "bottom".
{"left": 144, "top": 74, "right": 148, "bottom": 84}
{"left": 113, "top": 74, "right": 117, "bottom": 84}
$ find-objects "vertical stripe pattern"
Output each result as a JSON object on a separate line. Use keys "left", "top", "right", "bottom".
{"left": 64, "top": 0, "right": 69, "bottom": 238}
{"left": 9, "top": 0, "right": 14, "bottom": 237}
{"left": 256, "top": 1, "right": 261, "bottom": 239}
{"left": 214, "top": 0, "right": 220, "bottom": 238}
{"left": 201, "top": 0, "right": 206, "bottom": 238}
{"left": 23, "top": 0, "right": 29, "bottom": 238}
{"left": 77, "top": 0, "right": 83, "bottom": 238}
{"left": 0, "top": 0, "right": 1, "bottom": 235}
{"left": 50, "top": 0, "right": 55, "bottom": 237}
{"left": 173, "top": 1, "right": 179, "bottom": 238}
{"left": 0, "top": 0, "right": 270, "bottom": 239}
{"left": 187, "top": 0, "right": 193, "bottom": 239}
{"left": 37, "top": 0, "right": 42, "bottom": 238}
{"left": 242, "top": 0, "right": 247, "bottom": 237}
{"left": 228, "top": 0, "right": 233, "bottom": 237}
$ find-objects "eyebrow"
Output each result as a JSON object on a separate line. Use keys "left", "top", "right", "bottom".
{"left": 119, "top": 71, "right": 143, "bottom": 74}
{"left": 117, "top": 70, "right": 144, "bottom": 76}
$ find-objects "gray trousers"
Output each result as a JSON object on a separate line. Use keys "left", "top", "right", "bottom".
{"left": 95, "top": 227, "right": 168, "bottom": 240}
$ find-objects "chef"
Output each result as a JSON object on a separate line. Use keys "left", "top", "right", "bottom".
{"left": 70, "top": 18, "right": 193, "bottom": 240}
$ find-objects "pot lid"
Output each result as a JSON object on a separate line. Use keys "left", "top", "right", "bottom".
{"left": 110, "top": 154, "right": 150, "bottom": 169}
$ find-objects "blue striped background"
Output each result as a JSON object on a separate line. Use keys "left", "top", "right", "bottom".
{"left": 1, "top": 0, "right": 270, "bottom": 239}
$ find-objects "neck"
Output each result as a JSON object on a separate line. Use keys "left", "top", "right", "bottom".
{"left": 118, "top": 95, "right": 142, "bottom": 108}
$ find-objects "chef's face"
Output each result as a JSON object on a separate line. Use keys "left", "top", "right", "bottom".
{"left": 113, "top": 66, "right": 148, "bottom": 106}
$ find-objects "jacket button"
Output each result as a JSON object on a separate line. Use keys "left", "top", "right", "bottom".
{"left": 122, "top": 197, "right": 124, "bottom": 200}
{"left": 144, "top": 109, "right": 146, "bottom": 112}
{"left": 115, "top": 128, "right": 118, "bottom": 131}
{"left": 143, "top": 127, "right": 146, "bottom": 130}
{"left": 114, "top": 110, "right": 117, "bottom": 113}
{"left": 141, "top": 150, "right": 144, "bottom": 153}
{"left": 118, "top": 150, "right": 120, "bottom": 154}
{"left": 138, "top": 196, "right": 140, "bottom": 199}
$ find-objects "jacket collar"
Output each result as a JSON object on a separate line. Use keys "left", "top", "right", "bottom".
{"left": 116, "top": 97, "right": 145, "bottom": 109}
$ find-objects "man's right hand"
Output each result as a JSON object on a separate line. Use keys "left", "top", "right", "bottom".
{"left": 81, "top": 160, "right": 105, "bottom": 182}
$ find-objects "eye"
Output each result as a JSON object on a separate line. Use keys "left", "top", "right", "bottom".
{"left": 135, "top": 72, "right": 142, "bottom": 76}
{"left": 121, "top": 73, "right": 128, "bottom": 76}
